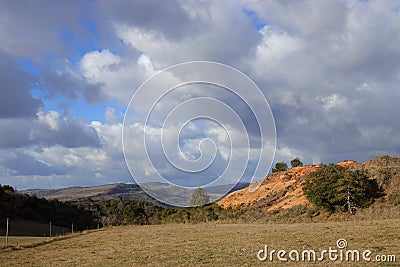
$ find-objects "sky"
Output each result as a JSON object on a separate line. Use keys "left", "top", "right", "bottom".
{"left": 1, "top": 0, "right": 400, "bottom": 190}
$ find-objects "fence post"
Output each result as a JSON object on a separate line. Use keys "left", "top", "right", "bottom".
{"left": 49, "top": 221, "right": 52, "bottom": 237}
{"left": 5, "top": 218, "right": 9, "bottom": 247}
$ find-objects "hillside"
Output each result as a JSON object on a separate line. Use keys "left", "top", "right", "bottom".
{"left": 1, "top": 184, "right": 242, "bottom": 233}
{"left": 217, "top": 156, "right": 400, "bottom": 211}
{"left": 0, "top": 186, "right": 96, "bottom": 231}
{"left": 21, "top": 182, "right": 249, "bottom": 207}
{"left": 0, "top": 220, "right": 69, "bottom": 237}
{"left": 18, "top": 155, "right": 400, "bottom": 212}
{"left": 218, "top": 165, "right": 320, "bottom": 211}
{"left": 21, "top": 183, "right": 153, "bottom": 202}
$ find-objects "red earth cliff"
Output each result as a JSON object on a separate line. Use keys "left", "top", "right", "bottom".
{"left": 217, "top": 160, "right": 361, "bottom": 211}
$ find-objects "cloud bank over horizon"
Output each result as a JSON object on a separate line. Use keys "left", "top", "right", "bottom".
{"left": 0, "top": 0, "right": 399, "bottom": 190}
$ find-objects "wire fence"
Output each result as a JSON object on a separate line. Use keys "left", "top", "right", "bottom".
{"left": 0, "top": 218, "right": 100, "bottom": 249}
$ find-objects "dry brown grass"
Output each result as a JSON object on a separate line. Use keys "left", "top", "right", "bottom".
{"left": 0, "top": 220, "right": 399, "bottom": 266}
{"left": 0, "top": 236, "right": 49, "bottom": 249}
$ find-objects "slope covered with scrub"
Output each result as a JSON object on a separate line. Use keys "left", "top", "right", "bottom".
{"left": 217, "top": 156, "right": 400, "bottom": 212}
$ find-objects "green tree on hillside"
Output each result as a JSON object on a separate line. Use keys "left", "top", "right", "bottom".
{"left": 336, "top": 169, "right": 384, "bottom": 213}
{"left": 272, "top": 162, "right": 288, "bottom": 173}
{"left": 303, "top": 164, "right": 384, "bottom": 213}
{"left": 290, "top": 158, "right": 303, "bottom": 168}
{"left": 190, "top": 187, "right": 210, "bottom": 206}
{"left": 2, "top": 185, "right": 15, "bottom": 192}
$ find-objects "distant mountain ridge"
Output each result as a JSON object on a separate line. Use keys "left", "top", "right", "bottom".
{"left": 20, "top": 182, "right": 250, "bottom": 206}
{"left": 21, "top": 183, "right": 151, "bottom": 201}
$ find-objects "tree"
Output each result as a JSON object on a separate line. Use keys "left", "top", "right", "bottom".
{"left": 303, "top": 164, "right": 384, "bottom": 213}
{"left": 290, "top": 158, "right": 303, "bottom": 168}
{"left": 303, "top": 164, "right": 343, "bottom": 211}
{"left": 272, "top": 162, "right": 288, "bottom": 173}
{"left": 336, "top": 169, "right": 384, "bottom": 213}
{"left": 2, "top": 185, "right": 15, "bottom": 192}
{"left": 190, "top": 187, "right": 210, "bottom": 206}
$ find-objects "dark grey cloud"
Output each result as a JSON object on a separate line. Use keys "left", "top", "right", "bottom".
{"left": 0, "top": 0, "right": 92, "bottom": 60}
{"left": 0, "top": 1, "right": 109, "bottom": 108}
{"left": 0, "top": 150, "right": 66, "bottom": 176}
{"left": 114, "top": 1, "right": 263, "bottom": 67}
{"left": 242, "top": 0, "right": 400, "bottom": 165}
{"left": 0, "top": 52, "right": 43, "bottom": 118}
{"left": 97, "top": 0, "right": 195, "bottom": 40}
{"left": 42, "top": 69, "right": 105, "bottom": 104}
{"left": 0, "top": 112, "right": 101, "bottom": 148}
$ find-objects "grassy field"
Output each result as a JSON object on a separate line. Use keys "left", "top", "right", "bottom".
{"left": 1, "top": 236, "right": 49, "bottom": 248}
{"left": 0, "top": 219, "right": 399, "bottom": 266}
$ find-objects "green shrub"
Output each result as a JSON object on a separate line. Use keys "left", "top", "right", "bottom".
{"left": 303, "top": 164, "right": 384, "bottom": 213}
{"left": 285, "top": 205, "right": 307, "bottom": 218}
{"left": 290, "top": 158, "right": 303, "bottom": 168}
{"left": 190, "top": 187, "right": 210, "bottom": 206}
{"left": 272, "top": 162, "right": 288, "bottom": 173}
{"left": 388, "top": 192, "right": 400, "bottom": 206}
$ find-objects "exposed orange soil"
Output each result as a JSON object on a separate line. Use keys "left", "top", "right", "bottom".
{"left": 218, "top": 161, "right": 364, "bottom": 211}
{"left": 218, "top": 165, "right": 320, "bottom": 211}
